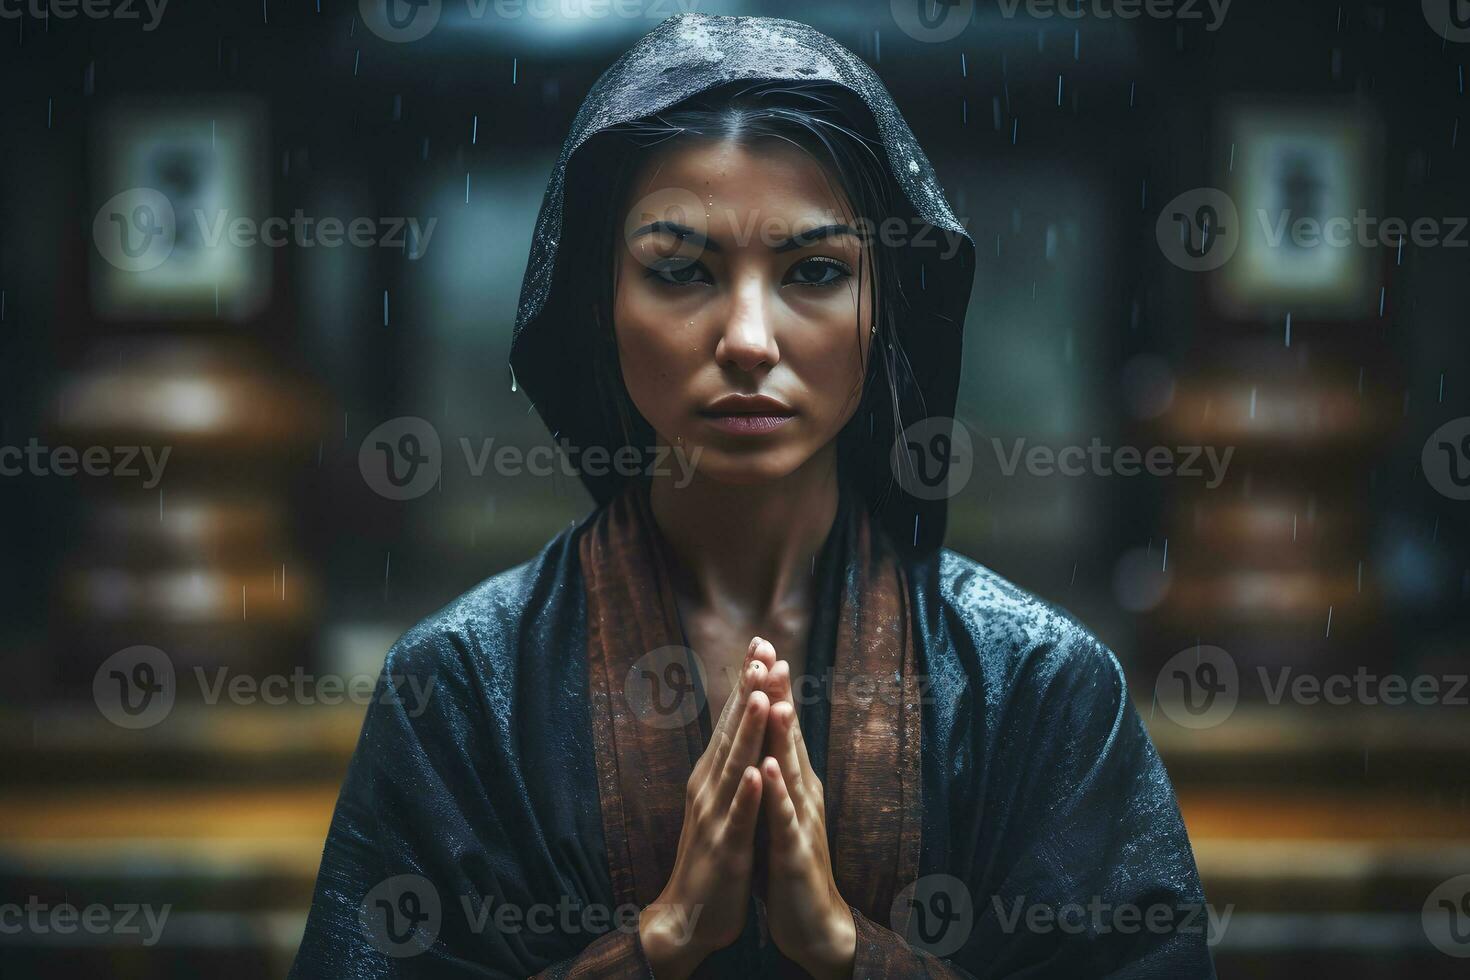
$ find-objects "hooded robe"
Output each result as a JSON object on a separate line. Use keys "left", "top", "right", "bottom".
{"left": 289, "top": 13, "right": 1216, "bottom": 979}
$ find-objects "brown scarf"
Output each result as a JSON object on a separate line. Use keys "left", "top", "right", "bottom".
{"left": 578, "top": 479, "right": 924, "bottom": 960}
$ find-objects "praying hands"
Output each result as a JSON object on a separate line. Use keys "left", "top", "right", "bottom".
{"left": 638, "top": 638, "right": 857, "bottom": 980}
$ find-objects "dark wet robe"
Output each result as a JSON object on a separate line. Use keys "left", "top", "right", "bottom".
{"left": 288, "top": 478, "right": 1216, "bottom": 978}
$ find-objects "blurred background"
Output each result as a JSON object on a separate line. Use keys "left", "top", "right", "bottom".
{"left": 1, "top": 0, "right": 1468, "bottom": 977}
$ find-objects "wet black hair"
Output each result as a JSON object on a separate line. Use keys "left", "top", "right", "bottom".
{"left": 573, "top": 78, "right": 923, "bottom": 488}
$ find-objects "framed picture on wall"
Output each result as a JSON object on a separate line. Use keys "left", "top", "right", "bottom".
{"left": 1214, "top": 102, "right": 1383, "bottom": 320}
{"left": 89, "top": 97, "right": 270, "bottom": 322}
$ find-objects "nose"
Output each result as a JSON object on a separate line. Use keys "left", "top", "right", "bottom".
{"left": 714, "top": 274, "right": 780, "bottom": 373}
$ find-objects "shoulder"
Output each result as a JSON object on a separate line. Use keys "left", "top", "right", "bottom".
{"left": 380, "top": 522, "right": 585, "bottom": 688}
{"left": 926, "top": 547, "right": 1127, "bottom": 711}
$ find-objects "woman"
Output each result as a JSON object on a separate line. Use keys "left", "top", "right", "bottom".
{"left": 291, "top": 13, "right": 1215, "bottom": 979}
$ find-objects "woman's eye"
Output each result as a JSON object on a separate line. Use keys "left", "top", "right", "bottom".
{"left": 787, "top": 257, "right": 852, "bottom": 287}
{"left": 648, "top": 258, "right": 712, "bottom": 286}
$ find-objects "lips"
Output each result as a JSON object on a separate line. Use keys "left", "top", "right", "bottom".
{"left": 698, "top": 393, "right": 795, "bottom": 436}
{"left": 700, "top": 393, "right": 794, "bottom": 416}
{"left": 702, "top": 414, "right": 793, "bottom": 435}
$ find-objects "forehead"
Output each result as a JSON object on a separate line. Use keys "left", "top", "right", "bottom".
{"left": 626, "top": 137, "right": 855, "bottom": 226}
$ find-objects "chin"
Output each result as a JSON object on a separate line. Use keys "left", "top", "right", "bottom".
{"left": 678, "top": 444, "right": 813, "bottom": 487}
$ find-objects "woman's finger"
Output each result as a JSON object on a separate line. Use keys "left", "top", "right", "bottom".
{"left": 725, "top": 764, "right": 763, "bottom": 843}
{"left": 713, "top": 643, "right": 760, "bottom": 735}
{"left": 790, "top": 707, "right": 816, "bottom": 790}
{"left": 768, "top": 700, "right": 807, "bottom": 812}
{"left": 710, "top": 638, "right": 761, "bottom": 732}
{"left": 717, "top": 689, "right": 769, "bottom": 804}
{"left": 750, "top": 636, "right": 777, "bottom": 672}
{"left": 708, "top": 659, "right": 764, "bottom": 780}
{"left": 759, "top": 756, "right": 800, "bottom": 850}
{"left": 765, "top": 658, "right": 795, "bottom": 709}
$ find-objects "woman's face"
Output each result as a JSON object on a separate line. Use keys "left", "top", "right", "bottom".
{"left": 612, "top": 137, "right": 875, "bottom": 487}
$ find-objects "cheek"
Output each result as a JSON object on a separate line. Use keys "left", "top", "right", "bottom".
{"left": 613, "top": 290, "right": 697, "bottom": 421}
{"left": 788, "top": 301, "right": 871, "bottom": 414}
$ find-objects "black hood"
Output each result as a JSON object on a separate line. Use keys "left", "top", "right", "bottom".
{"left": 509, "top": 12, "right": 975, "bottom": 557}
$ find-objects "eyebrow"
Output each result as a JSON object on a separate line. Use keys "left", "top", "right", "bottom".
{"left": 629, "top": 220, "right": 719, "bottom": 253}
{"left": 627, "top": 220, "right": 862, "bottom": 254}
{"left": 773, "top": 223, "right": 862, "bottom": 252}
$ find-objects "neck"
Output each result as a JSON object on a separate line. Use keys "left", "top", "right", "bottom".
{"left": 647, "top": 444, "right": 840, "bottom": 621}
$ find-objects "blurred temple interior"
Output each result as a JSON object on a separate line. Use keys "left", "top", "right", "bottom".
{"left": 1, "top": 1, "right": 1468, "bottom": 977}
